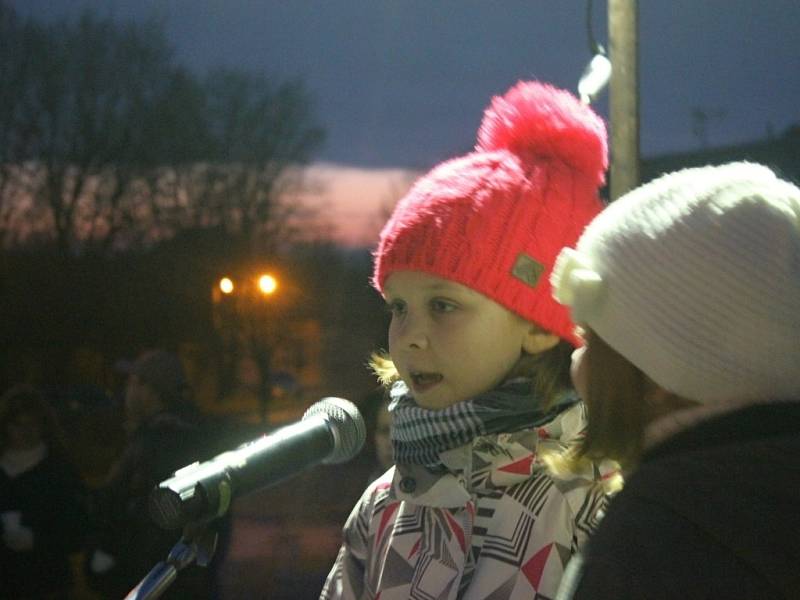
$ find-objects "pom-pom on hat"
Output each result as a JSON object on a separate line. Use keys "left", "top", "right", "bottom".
{"left": 552, "top": 162, "right": 800, "bottom": 403}
{"left": 372, "top": 81, "right": 607, "bottom": 347}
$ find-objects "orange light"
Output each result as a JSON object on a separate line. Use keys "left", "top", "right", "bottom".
{"left": 219, "top": 277, "right": 234, "bottom": 294}
{"left": 257, "top": 274, "right": 278, "bottom": 295}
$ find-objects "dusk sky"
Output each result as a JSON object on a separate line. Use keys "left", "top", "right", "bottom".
{"left": 9, "top": 0, "right": 800, "bottom": 245}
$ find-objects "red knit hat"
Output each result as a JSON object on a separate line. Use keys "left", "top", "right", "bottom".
{"left": 372, "top": 81, "right": 607, "bottom": 346}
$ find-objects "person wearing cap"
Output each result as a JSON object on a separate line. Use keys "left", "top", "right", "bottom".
{"left": 121, "top": 349, "right": 193, "bottom": 434}
{"left": 88, "top": 349, "right": 213, "bottom": 599}
{"left": 550, "top": 162, "right": 800, "bottom": 599}
{"left": 321, "top": 81, "right": 616, "bottom": 600}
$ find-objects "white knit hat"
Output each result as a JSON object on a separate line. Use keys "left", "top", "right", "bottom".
{"left": 551, "top": 162, "right": 800, "bottom": 403}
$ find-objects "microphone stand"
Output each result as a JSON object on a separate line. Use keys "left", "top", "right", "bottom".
{"left": 124, "top": 520, "right": 218, "bottom": 600}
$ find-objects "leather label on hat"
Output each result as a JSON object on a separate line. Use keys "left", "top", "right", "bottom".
{"left": 512, "top": 253, "right": 544, "bottom": 288}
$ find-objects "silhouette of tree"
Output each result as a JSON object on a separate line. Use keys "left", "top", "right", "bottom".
{"left": 163, "top": 69, "right": 325, "bottom": 256}
{"left": 0, "top": 5, "right": 325, "bottom": 257}
{"left": 0, "top": 4, "right": 328, "bottom": 395}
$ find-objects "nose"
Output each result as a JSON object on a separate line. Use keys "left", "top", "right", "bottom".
{"left": 390, "top": 311, "right": 429, "bottom": 351}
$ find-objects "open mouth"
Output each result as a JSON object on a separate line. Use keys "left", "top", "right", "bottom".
{"left": 410, "top": 371, "right": 443, "bottom": 392}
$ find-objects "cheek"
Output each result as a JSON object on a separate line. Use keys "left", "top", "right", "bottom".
{"left": 460, "top": 328, "right": 523, "bottom": 392}
{"left": 570, "top": 346, "right": 589, "bottom": 401}
{"left": 386, "top": 320, "right": 399, "bottom": 353}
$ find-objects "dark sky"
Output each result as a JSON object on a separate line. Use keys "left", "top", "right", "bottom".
{"left": 9, "top": 0, "right": 800, "bottom": 169}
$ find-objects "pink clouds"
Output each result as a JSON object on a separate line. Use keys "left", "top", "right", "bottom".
{"left": 296, "top": 162, "right": 418, "bottom": 247}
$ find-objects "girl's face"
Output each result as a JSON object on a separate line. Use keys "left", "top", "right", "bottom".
{"left": 385, "top": 271, "right": 533, "bottom": 410}
{"left": 124, "top": 374, "right": 162, "bottom": 431}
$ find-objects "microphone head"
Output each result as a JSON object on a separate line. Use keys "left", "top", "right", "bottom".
{"left": 302, "top": 397, "right": 366, "bottom": 464}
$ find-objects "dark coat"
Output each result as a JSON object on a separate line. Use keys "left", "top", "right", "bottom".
{"left": 0, "top": 451, "right": 88, "bottom": 599}
{"left": 89, "top": 409, "right": 216, "bottom": 599}
{"left": 558, "top": 401, "right": 800, "bottom": 600}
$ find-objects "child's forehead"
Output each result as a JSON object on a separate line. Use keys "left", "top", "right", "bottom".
{"left": 383, "top": 271, "right": 477, "bottom": 297}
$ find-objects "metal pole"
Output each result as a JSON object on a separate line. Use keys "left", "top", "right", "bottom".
{"left": 608, "top": 0, "right": 640, "bottom": 200}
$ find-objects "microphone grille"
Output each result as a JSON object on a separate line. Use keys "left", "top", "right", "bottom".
{"left": 302, "top": 397, "right": 366, "bottom": 464}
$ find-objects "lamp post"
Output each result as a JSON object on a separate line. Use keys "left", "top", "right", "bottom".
{"left": 577, "top": 0, "right": 640, "bottom": 201}
{"left": 211, "top": 270, "right": 281, "bottom": 423}
{"left": 608, "top": 0, "right": 640, "bottom": 200}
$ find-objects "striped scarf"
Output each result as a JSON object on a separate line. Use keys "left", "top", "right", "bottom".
{"left": 388, "top": 378, "right": 579, "bottom": 468}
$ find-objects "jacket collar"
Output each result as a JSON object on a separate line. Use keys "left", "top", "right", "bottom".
{"left": 391, "top": 403, "right": 593, "bottom": 508}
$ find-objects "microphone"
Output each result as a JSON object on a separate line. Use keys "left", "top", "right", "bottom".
{"left": 148, "top": 397, "right": 365, "bottom": 531}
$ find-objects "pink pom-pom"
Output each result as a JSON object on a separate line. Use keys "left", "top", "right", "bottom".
{"left": 476, "top": 81, "right": 608, "bottom": 185}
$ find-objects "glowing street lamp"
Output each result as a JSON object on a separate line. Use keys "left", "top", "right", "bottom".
{"left": 219, "top": 277, "right": 235, "bottom": 295}
{"left": 210, "top": 268, "right": 285, "bottom": 423}
{"left": 257, "top": 273, "right": 278, "bottom": 296}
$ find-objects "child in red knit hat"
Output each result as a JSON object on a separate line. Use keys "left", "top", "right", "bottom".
{"left": 321, "top": 81, "right": 614, "bottom": 600}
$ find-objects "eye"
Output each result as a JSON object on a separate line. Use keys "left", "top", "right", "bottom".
{"left": 385, "top": 299, "right": 407, "bottom": 317}
{"left": 430, "top": 298, "right": 457, "bottom": 313}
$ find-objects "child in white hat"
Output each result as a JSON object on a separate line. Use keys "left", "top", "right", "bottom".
{"left": 551, "top": 162, "right": 800, "bottom": 599}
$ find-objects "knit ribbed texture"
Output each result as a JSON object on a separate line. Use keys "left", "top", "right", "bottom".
{"left": 554, "top": 162, "right": 800, "bottom": 403}
{"left": 373, "top": 81, "right": 607, "bottom": 346}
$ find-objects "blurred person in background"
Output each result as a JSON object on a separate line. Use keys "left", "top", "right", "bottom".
{"left": 87, "top": 349, "right": 221, "bottom": 599}
{"left": 373, "top": 400, "right": 392, "bottom": 476}
{"left": 358, "top": 389, "right": 394, "bottom": 484}
{"left": 0, "top": 384, "right": 89, "bottom": 600}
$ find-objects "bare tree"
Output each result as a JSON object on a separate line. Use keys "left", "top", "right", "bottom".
{"left": 32, "top": 13, "right": 204, "bottom": 255}
{"left": 0, "top": 3, "right": 48, "bottom": 245}
{"left": 1, "top": 6, "right": 325, "bottom": 257}
{"left": 190, "top": 70, "right": 325, "bottom": 255}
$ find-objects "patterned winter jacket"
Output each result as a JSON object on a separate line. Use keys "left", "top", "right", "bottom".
{"left": 321, "top": 403, "right": 611, "bottom": 600}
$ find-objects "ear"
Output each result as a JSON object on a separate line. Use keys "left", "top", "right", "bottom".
{"left": 521, "top": 327, "right": 560, "bottom": 355}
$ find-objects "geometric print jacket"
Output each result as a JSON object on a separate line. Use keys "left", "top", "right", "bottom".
{"left": 321, "top": 403, "right": 611, "bottom": 600}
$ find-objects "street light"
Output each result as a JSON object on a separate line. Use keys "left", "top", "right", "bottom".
{"left": 577, "top": 0, "right": 640, "bottom": 200}
{"left": 257, "top": 273, "right": 278, "bottom": 296}
{"left": 578, "top": 53, "right": 612, "bottom": 105}
{"left": 578, "top": 0, "right": 611, "bottom": 105}
{"left": 211, "top": 269, "right": 283, "bottom": 423}
{"left": 219, "top": 277, "right": 234, "bottom": 295}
